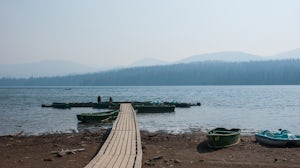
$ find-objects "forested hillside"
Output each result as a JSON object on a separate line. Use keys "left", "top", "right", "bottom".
{"left": 1, "top": 59, "right": 300, "bottom": 86}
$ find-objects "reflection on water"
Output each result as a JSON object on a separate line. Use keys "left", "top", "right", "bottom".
{"left": 0, "top": 86, "right": 300, "bottom": 135}
{"left": 77, "top": 122, "right": 113, "bottom": 133}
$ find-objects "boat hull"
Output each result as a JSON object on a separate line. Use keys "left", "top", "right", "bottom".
{"left": 164, "top": 102, "right": 191, "bottom": 108}
{"left": 255, "top": 130, "right": 300, "bottom": 147}
{"left": 295, "top": 135, "right": 300, "bottom": 146}
{"left": 207, "top": 128, "right": 241, "bottom": 148}
{"left": 69, "top": 102, "right": 94, "bottom": 107}
{"left": 92, "top": 103, "right": 111, "bottom": 109}
{"left": 52, "top": 102, "right": 70, "bottom": 109}
{"left": 77, "top": 110, "right": 119, "bottom": 123}
{"left": 255, "top": 134, "right": 289, "bottom": 146}
{"left": 136, "top": 105, "right": 175, "bottom": 113}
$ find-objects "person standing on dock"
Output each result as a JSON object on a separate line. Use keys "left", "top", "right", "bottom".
{"left": 109, "top": 96, "right": 113, "bottom": 103}
{"left": 97, "top": 96, "right": 101, "bottom": 104}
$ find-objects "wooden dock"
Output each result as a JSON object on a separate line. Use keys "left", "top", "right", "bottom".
{"left": 84, "top": 103, "right": 142, "bottom": 168}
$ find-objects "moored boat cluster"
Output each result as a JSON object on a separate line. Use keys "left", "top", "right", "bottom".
{"left": 41, "top": 99, "right": 201, "bottom": 123}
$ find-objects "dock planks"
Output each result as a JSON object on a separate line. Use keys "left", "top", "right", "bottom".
{"left": 84, "top": 103, "right": 142, "bottom": 168}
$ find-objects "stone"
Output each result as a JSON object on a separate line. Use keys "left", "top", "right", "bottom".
{"left": 152, "top": 155, "right": 163, "bottom": 160}
{"left": 174, "top": 159, "right": 181, "bottom": 164}
{"left": 56, "top": 151, "right": 66, "bottom": 157}
{"left": 144, "top": 160, "right": 155, "bottom": 166}
{"left": 83, "top": 137, "right": 91, "bottom": 141}
{"left": 43, "top": 158, "right": 53, "bottom": 162}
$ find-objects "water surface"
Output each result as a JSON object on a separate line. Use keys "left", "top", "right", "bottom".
{"left": 0, "top": 86, "right": 299, "bottom": 135}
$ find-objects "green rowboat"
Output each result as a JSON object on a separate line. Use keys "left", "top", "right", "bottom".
{"left": 207, "top": 128, "right": 241, "bottom": 148}
{"left": 164, "top": 102, "right": 191, "bottom": 108}
{"left": 77, "top": 110, "right": 119, "bottom": 123}
{"left": 135, "top": 105, "right": 175, "bottom": 113}
{"left": 52, "top": 102, "right": 71, "bottom": 109}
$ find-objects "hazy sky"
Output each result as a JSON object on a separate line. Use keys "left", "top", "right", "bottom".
{"left": 1, "top": 0, "right": 300, "bottom": 67}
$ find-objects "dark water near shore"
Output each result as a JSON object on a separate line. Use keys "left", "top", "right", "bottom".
{"left": 0, "top": 86, "right": 299, "bottom": 136}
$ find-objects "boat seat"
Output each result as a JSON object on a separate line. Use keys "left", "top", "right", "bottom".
{"left": 213, "top": 131, "right": 233, "bottom": 134}
{"left": 281, "top": 134, "right": 288, "bottom": 139}
{"left": 264, "top": 131, "right": 274, "bottom": 137}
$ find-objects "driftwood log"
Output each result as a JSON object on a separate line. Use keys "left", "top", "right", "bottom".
{"left": 51, "top": 148, "right": 85, "bottom": 157}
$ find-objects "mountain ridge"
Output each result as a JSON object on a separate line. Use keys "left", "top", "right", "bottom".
{"left": 129, "top": 57, "right": 169, "bottom": 67}
{"left": 0, "top": 60, "right": 101, "bottom": 78}
{"left": 272, "top": 48, "right": 300, "bottom": 60}
{"left": 1, "top": 59, "right": 299, "bottom": 86}
{"left": 179, "top": 51, "right": 264, "bottom": 63}
{"left": 1, "top": 48, "right": 300, "bottom": 78}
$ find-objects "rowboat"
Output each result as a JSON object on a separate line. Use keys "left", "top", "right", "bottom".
{"left": 52, "top": 102, "right": 71, "bottom": 109}
{"left": 207, "top": 128, "right": 241, "bottom": 148}
{"left": 164, "top": 101, "right": 201, "bottom": 107}
{"left": 77, "top": 110, "right": 119, "bottom": 123}
{"left": 164, "top": 102, "right": 191, "bottom": 108}
{"left": 69, "top": 102, "right": 94, "bottom": 107}
{"left": 135, "top": 104, "right": 175, "bottom": 113}
{"left": 92, "top": 102, "right": 119, "bottom": 109}
{"left": 255, "top": 129, "right": 300, "bottom": 147}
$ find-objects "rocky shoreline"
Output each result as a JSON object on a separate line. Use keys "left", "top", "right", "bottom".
{"left": 0, "top": 129, "right": 299, "bottom": 168}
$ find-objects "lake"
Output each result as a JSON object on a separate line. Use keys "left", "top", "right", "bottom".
{"left": 0, "top": 86, "right": 299, "bottom": 136}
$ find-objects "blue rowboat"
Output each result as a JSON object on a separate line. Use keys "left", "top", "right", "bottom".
{"left": 255, "top": 130, "right": 300, "bottom": 147}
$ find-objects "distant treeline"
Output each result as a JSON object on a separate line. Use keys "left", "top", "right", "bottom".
{"left": 1, "top": 59, "right": 300, "bottom": 86}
